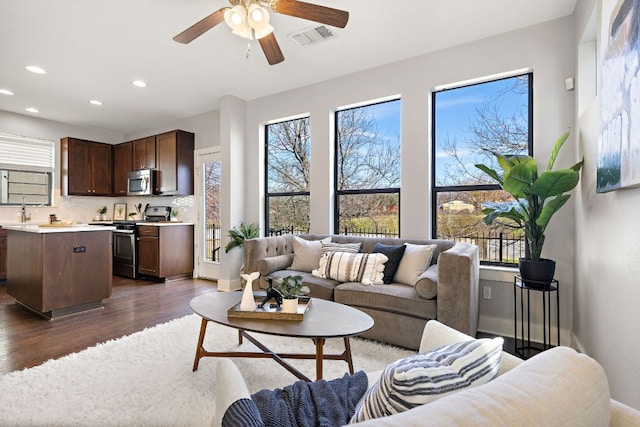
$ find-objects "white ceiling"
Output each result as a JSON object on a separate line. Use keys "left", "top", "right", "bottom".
{"left": 0, "top": 0, "right": 577, "bottom": 134}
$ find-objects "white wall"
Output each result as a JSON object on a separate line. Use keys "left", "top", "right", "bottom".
{"left": 244, "top": 17, "right": 576, "bottom": 343}
{"left": 573, "top": 0, "right": 640, "bottom": 409}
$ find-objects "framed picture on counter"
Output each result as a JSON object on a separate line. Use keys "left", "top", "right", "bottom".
{"left": 113, "top": 203, "right": 127, "bottom": 221}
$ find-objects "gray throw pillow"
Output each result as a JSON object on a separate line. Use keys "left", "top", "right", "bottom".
{"left": 288, "top": 236, "right": 331, "bottom": 272}
{"left": 393, "top": 243, "right": 436, "bottom": 286}
{"left": 372, "top": 243, "right": 406, "bottom": 284}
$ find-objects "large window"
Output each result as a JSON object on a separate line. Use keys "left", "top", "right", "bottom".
{"left": 0, "top": 134, "right": 54, "bottom": 206}
{"left": 265, "top": 117, "right": 311, "bottom": 235}
{"left": 335, "top": 99, "right": 401, "bottom": 237}
{"left": 432, "top": 73, "right": 532, "bottom": 265}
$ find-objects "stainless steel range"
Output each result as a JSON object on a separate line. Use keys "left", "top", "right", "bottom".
{"left": 112, "top": 206, "right": 172, "bottom": 278}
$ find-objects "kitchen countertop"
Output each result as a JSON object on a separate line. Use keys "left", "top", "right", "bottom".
{"left": 136, "top": 222, "right": 194, "bottom": 226}
{"left": 4, "top": 224, "right": 116, "bottom": 233}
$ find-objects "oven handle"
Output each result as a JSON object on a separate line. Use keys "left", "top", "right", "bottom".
{"left": 113, "top": 230, "right": 135, "bottom": 234}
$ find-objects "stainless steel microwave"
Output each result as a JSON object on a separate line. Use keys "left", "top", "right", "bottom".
{"left": 127, "top": 169, "right": 157, "bottom": 196}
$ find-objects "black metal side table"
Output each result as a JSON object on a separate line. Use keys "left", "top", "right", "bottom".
{"left": 513, "top": 275, "right": 559, "bottom": 359}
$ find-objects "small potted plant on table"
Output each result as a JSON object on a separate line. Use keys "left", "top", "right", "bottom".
{"left": 272, "top": 275, "right": 310, "bottom": 313}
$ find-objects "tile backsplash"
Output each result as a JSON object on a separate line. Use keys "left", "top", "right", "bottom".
{"left": 0, "top": 190, "right": 196, "bottom": 225}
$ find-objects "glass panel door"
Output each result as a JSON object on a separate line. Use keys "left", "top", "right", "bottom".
{"left": 195, "top": 149, "right": 221, "bottom": 279}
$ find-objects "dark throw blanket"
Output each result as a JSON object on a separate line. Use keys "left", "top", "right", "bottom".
{"left": 223, "top": 371, "right": 368, "bottom": 427}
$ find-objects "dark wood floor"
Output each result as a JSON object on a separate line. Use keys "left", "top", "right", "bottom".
{"left": 0, "top": 276, "right": 218, "bottom": 375}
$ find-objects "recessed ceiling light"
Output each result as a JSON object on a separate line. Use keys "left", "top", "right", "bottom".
{"left": 131, "top": 80, "right": 147, "bottom": 88}
{"left": 25, "top": 65, "right": 46, "bottom": 74}
{"left": 0, "top": 89, "right": 14, "bottom": 95}
{"left": 89, "top": 100, "right": 103, "bottom": 106}
{"left": 25, "top": 107, "right": 39, "bottom": 113}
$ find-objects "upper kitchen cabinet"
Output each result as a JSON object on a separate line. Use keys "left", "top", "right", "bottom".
{"left": 113, "top": 141, "right": 133, "bottom": 196}
{"left": 133, "top": 136, "right": 156, "bottom": 170}
{"left": 61, "top": 137, "right": 113, "bottom": 196}
{"left": 155, "top": 130, "right": 195, "bottom": 196}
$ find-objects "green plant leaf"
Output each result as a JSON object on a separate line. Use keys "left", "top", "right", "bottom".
{"left": 224, "top": 222, "right": 260, "bottom": 253}
{"left": 503, "top": 163, "right": 533, "bottom": 197}
{"left": 475, "top": 164, "right": 503, "bottom": 186}
{"left": 530, "top": 170, "right": 580, "bottom": 199}
{"left": 535, "top": 194, "right": 570, "bottom": 231}
{"left": 547, "top": 131, "right": 570, "bottom": 172}
{"left": 480, "top": 201, "right": 525, "bottom": 226}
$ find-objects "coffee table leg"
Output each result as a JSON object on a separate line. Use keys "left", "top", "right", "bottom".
{"left": 238, "top": 329, "right": 243, "bottom": 345}
{"left": 192, "top": 317, "right": 209, "bottom": 371}
{"left": 313, "top": 338, "right": 326, "bottom": 380}
{"left": 343, "top": 337, "right": 354, "bottom": 374}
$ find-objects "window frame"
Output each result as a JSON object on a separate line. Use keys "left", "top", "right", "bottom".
{"left": 430, "top": 72, "right": 533, "bottom": 266}
{"left": 333, "top": 99, "right": 402, "bottom": 237}
{"left": 264, "top": 116, "right": 311, "bottom": 236}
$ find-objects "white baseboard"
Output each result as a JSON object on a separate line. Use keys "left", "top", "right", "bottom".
{"left": 216, "top": 278, "right": 241, "bottom": 292}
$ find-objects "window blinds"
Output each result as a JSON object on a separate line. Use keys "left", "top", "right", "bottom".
{"left": 0, "top": 133, "right": 55, "bottom": 172}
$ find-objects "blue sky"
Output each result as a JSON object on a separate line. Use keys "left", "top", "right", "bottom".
{"left": 434, "top": 76, "right": 529, "bottom": 184}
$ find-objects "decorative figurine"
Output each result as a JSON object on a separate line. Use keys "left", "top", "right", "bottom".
{"left": 239, "top": 271, "right": 259, "bottom": 311}
{"left": 258, "top": 278, "right": 283, "bottom": 309}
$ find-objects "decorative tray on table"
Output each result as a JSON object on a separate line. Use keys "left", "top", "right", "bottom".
{"left": 227, "top": 295, "right": 312, "bottom": 321}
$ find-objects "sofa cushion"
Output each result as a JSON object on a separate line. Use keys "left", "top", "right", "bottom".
{"left": 394, "top": 244, "right": 436, "bottom": 286}
{"left": 321, "top": 241, "right": 362, "bottom": 254}
{"left": 268, "top": 270, "right": 339, "bottom": 300}
{"left": 312, "top": 252, "right": 388, "bottom": 285}
{"left": 289, "top": 236, "right": 331, "bottom": 272}
{"left": 371, "top": 243, "right": 406, "bottom": 284}
{"left": 351, "top": 338, "right": 503, "bottom": 423}
{"left": 414, "top": 264, "right": 438, "bottom": 299}
{"left": 334, "top": 282, "right": 436, "bottom": 320}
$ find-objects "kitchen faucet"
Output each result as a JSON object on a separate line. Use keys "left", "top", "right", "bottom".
{"left": 20, "top": 195, "right": 30, "bottom": 222}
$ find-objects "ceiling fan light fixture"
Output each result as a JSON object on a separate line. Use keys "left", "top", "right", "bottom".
{"left": 224, "top": 5, "right": 246, "bottom": 30}
{"left": 248, "top": 3, "right": 267, "bottom": 25}
{"left": 248, "top": 3, "right": 273, "bottom": 38}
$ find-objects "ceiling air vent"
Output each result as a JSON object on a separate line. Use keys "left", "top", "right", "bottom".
{"left": 288, "top": 25, "right": 336, "bottom": 47}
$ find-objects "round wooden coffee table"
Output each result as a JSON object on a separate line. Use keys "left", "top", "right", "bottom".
{"left": 190, "top": 291, "right": 374, "bottom": 382}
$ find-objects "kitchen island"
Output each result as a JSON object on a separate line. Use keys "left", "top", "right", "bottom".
{"left": 6, "top": 224, "right": 114, "bottom": 319}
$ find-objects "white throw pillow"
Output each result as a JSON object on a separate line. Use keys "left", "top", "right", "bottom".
{"left": 312, "top": 252, "right": 388, "bottom": 285}
{"left": 288, "top": 236, "right": 331, "bottom": 272}
{"left": 320, "top": 241, "right": 361, "bottom": 255}
{"left": 393, "top": 243, "right": 436, "bottom": 286}
{"left": 351, "top": 337, "right": 503, "bottom": 423}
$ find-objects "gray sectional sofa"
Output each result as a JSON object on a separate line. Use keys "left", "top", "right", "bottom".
{"left": 243, "top": 234, "right": 479, "bottom": 350}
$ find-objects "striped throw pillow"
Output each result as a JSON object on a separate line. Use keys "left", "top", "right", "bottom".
{"left": 350, "top": 338, "right": 503, "bottom": 422}
{"left": 312, "top": 251, "right": 388, "bottom": 285}
{"left": 321, "top": 242, "right": 362, "bottom": 255}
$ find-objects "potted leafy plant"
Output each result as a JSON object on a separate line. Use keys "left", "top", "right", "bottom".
{"left": 224, "top": 222, "right": 260, "bottom": 253}
{"left": 97, "top": 206, "right": 107, "bottom": 221}
{"left": 272, "top": 275, "right": 310, "bottom": 313}
{"left": 224, "top": 222, "right": 260, "bottom": 278}
{"left": 475, "top": 131, "right": 582, "bottom": 288}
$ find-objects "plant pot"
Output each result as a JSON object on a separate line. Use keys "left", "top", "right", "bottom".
{"left": 518, "top": 258, "right": 556, "bottom": 289}
{"left": 282, "top": 297, "right": 298, "bottom": 314}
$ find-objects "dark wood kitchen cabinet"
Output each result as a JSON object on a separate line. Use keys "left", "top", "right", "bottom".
{"left": 61, "top": 137, "right": 113, "bottom": 196}
{"left": 0, "top": 227, "right": 7, "bottom": 280}
{"left": 137, "top": 225, "right": 193, "bottom": 280}
{"left": 7, "top": 228, "right": 112, "bottom": 318}
{"left": 132, "top": 136, "right": 156, "bottom": 170}
{"left": 155, "top": 130, "right": 195, "bottom": 196}
{"left": 113, "top": 141, "right": 133, "bottom": 195}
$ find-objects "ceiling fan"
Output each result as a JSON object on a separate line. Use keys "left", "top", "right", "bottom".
{"left": 173, "top": 0, "right": 349, "bottom": 65}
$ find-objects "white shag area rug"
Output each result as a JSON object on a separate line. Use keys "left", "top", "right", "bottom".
{"left": 0, "top": 314, "right": 412, "bottom": 426}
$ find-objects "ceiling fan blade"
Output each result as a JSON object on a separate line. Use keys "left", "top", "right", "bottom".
{"left": 274, "top": 0, "right": 349, "bottom": 28}
{"left": 173, "top": 8, "right": 227, "bottom": 44}
{"left": 258, "top": 33, "right": 285, "bottom": 65}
